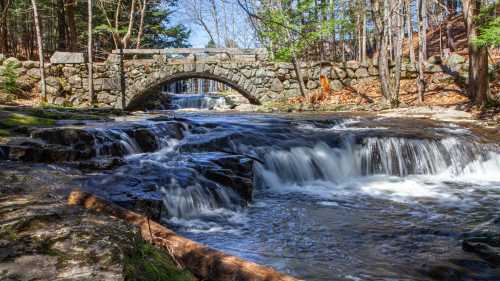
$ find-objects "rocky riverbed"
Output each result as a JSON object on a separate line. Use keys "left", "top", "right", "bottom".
{"left": 0, "top": 106, "right": 499, "bottom": 281}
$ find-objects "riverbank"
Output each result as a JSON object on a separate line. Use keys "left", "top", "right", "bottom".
{"left": 0, "top": 161, "right": 195, "bottom": 281}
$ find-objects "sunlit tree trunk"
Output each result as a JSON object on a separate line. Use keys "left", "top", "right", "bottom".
{"left": 462, "top": 0, "right": 489, "bottom": 108}
{"left": 405, "top": 0, "right": 415, "bottom": 65}
{"left": 121, "top": 0, "right": 136, "bottom": 49}
{"left": 416, "top": 0, "right": 426, "bottom": 103}
{"left": 361, "top": 9, "right": 367, "bottom": 63}
{"left": 88, "top": 0, "right": 95, "bottom": 105}
{"left": 392, "top": 0, "right": 405, "bottom": 107}
{"left": 135, "top": 0, "right": 147, "bottom": 48}
{"left": 31, "top": 0, "right": 46, "bottom": 103}
{"left": 0, "top": 0, "right": 10, "bottom": 54}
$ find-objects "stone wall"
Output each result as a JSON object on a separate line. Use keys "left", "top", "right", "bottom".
{"left": 5, "top": 57, "right": 120, "bottom": 107}
{"left": 2, "top": 51, "right": 471, "bottom": 108}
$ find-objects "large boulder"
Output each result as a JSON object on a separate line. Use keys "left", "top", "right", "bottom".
{"left": 26, "top": 68, "right": 41, "bottom": 80}
{"left": 445, "top": 53, "right": 466, "bottom": 66}
{"left": 3, "top": 57, "right": 22, "bottom": 68}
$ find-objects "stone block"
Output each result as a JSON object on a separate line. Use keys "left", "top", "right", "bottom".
{"left": 68, "top": 75, "right": 82, "bottom": 86}
{"left": 270, "top": 78, "right": 283, "bottom": 92}
{"left": 331, "top": 67, "right": 346, "bottom": 79}
{"left": 50, "top": 52, "right": 85, "bottom": 64}
{"left": 355, "top": 68, "right": 369, "bottom": 78}
{"left": 306, "top": 80, "right": 318, "bottom": 89}
{"left": 331, "top": 80, "right": 343, "bottom": 91}
{"left": 346, "top": 68, "right": 355, "bottom": 78}
{"left": 22, "top": 60, "right": 37, "bottom": 69}
{"left": 445, "top": 54, "right": 466, "bottom": 66}
{"left": 346, "top": 60, "right": 360, "bottom": 69}
{"left": 368, "top": 66, "right": 379, "bottom": 76}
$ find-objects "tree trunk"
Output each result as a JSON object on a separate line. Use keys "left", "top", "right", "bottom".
{"left": 391, "top": 0, "right": 405, "bottom": 107}
{"left": 0, "top": 0, "right": 10, "bottom": 55}
{"left": 57, "top": 0, "right": 67, "bottom": 50}
{"left": 135, "top": 0, "right": 147, "bottom": 48}
{"left": 361, "top": 9, "right": 367, "bottom": 63}
{"left": 31, "top": 0, "right": 46, "bottom": 103}
{"left": 462, "top": 0, "right": 489, "bottom": 108}
{"left": 371, "top": 0, "right": 394, "bottom": 103}
{"left": 292, "top": 56, "right": 307, "bottom": 98}
{"left": 88, "top": 0, "right": 95, "bottom": 106}
{"left": 209, "top": 0, "right": 221, "bottom": 46}
{"left": 405, "top": 0, "right": 415, "bottom": 65}
{"left": 121, "top": 0, "right": 136, "bottom": 49}
{"left": 417, "top": 0, "right": 426, "bottom": 103}
{"left": 446, "top": 20, "right": 456, "bottom": 51}
{"left": 65, "top": 0, "right": 77, "bottom": 51}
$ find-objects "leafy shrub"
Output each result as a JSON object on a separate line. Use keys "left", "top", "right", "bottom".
{"left": 0, "top": 60, "right": 22, "bottom": 95}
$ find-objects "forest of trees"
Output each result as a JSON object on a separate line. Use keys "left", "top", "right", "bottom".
{"left": 233, "top": 0, "right": 499, "bottom": 107}
{"left": 2, "top": 0, "right": 498, "bottom": 108}
{"left": 0, "top": 0, "right": 191, "bottom": 60}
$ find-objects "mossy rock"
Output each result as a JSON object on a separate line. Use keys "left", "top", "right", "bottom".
{"left": 0, "top": 112, "right": 55, "bottom": 128}
{"left": 123, "top": 234, "right": 195, "bottom": 281}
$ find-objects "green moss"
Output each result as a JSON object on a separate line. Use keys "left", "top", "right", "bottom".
{"left": 0, "top": 128, "right": 10, "bottom": 136}
{"left": 124, "top": 234, "right": 194, "bottom": 281}
{"left": 0, "top": 113, "right": 55, "bottom": 128}
{"left": 0, "top": 226, "right": 17, "bottom": 241}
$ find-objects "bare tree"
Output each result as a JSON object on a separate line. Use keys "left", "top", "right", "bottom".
{"left": 31, "top": 0, "right": 46, "bottom": 103}
{"left": 121, "top": 0, "right": 137, "bottom": 48}
{"left": 135, "top": 0, "right": 147, "bottom": 48}
{"left": 88, "top": 0, "right": 94, "bottom": 105}
{"left": 416, "top": 0, "right": 426, "bottom": 103}
{"left": 405, "top": 0, "right": 415, "bottom": 65}
{"left": 371, "top": 0, "right": 404, "bottom": 107}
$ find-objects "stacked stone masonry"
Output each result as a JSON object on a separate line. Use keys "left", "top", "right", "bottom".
{"left": 4, "top": 50, "right": 471, "bottom": 108}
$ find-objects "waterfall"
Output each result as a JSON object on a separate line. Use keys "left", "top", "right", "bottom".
{"left": 159, "top": 175, "right": 241, "bottom": 218}
{"left": 255, "top": 137, "right": 500, "bottom": 191}
{"left": 170, "top": 94, "right": 228, "bottom": 110}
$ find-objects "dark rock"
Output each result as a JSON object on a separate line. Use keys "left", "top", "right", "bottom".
{"left": 193, "top": 154, "right": 254, "bottom": 202}
{"left": 462, "top": 238, "right": 500, "bottom": 266}
{"left": 77, "top": 157, "right": 125, "bottom": 171}
{"left": 32, "top": 128, "right": 95, "bottom": 147}
{"left": 0, "top": 145, "right": 8, "bottom": 160}
{"left": 461, "top": 217, "right": 500, "bottom": 267}
{"left": 202, "top": 168, "right": 253, "bottom": 202}
{"left": 129, "top": 128, "right": 158, "bottom": 152}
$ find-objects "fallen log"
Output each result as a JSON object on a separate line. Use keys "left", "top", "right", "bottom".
{"left": 67, "top": 189, "right": 302, "bottom": 281}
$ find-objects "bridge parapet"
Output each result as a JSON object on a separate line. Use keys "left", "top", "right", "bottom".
{"left": 110, "top": 48, "right": 268, "bottom": 63}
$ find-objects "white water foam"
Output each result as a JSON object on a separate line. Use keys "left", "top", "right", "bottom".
{"left": 255, "top": 138, "right": 500, "bottom": 206}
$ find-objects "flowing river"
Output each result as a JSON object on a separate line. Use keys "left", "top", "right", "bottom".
{"left": 77, "top": 112, "right": 500, "bottom": 281}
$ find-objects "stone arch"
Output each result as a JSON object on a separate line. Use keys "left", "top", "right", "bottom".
{"left": 126, "top": 68, "right": 261, "bottom": 110}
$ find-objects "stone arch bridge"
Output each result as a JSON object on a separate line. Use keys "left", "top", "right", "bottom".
{"left": 24, "top": 48, "right": 432, "bottom": 108}
{"left": 109, "top": 48, "right": 309, "bottom": 109}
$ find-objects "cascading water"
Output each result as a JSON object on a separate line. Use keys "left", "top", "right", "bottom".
{"left": 164, "top": 78, "right": 232, "bottom": 110}
{"left": 80, "top": 113, "right": 500, "bottom": 281}
{"left": 169, "top": 93, "right": 229, "bottom": 110}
